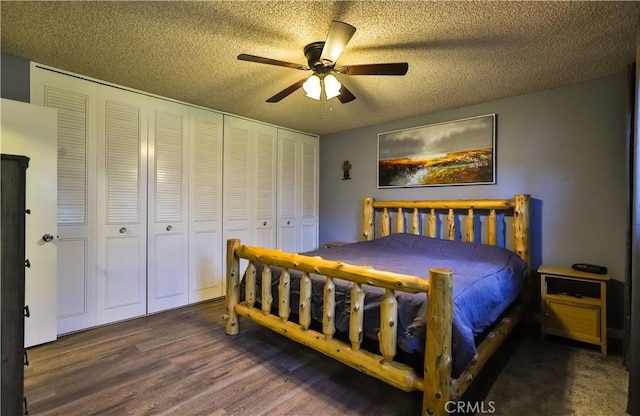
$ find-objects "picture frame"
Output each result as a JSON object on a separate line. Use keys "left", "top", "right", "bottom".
{"left": 377, "top": 114, "right": 496, "bottom": 188}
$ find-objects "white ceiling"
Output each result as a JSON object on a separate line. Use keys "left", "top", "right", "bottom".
{"left": 2, "top": 1, "right": 639, "bottom": 135}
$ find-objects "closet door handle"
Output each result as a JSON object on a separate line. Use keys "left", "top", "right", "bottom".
{"left": 42, "top": 233, "right": 54, "bottom": 242}
{"left": 119, "top": 227, "right": 127, "bottom": 234}
{"left": 24, "top": 305, "right": 30, "bottom": 318}
{"left": 166, "top": 225, "right": 172, "bottom": 231}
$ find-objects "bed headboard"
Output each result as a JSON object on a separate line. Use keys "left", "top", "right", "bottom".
{"left": 362, "top": 194, "right": 530, "bottom": 267}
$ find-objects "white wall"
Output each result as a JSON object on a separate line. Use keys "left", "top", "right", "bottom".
{"left": 319, "top": 73, "right": 629, "bottom": 330}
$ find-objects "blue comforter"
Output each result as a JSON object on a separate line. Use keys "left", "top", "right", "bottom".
{"left": 255, "top": 233, "right": 527, "bottom": 378}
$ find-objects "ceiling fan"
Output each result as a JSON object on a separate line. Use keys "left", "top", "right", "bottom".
{"left": 237, "top": 21, "right": 409, "bottom": 104}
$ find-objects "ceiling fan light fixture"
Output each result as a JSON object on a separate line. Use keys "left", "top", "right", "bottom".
{"left": 323, "top": 74, "right": 341, "bottom": 100}
{"left": 303, "top": 74, "right": 321, "bottom": 100}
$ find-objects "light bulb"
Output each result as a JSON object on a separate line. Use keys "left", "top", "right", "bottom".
{"left": 303, "top": 74, "right": 321, "bottom": 100}
{"left": 324, "top": 74, "right": 341, "bottom": 100}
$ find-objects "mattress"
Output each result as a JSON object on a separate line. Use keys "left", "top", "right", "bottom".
{"left": 248, "top": 233, "right": 527, "bottom": 378}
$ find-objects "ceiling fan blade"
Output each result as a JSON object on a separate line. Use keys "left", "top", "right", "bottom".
{"left": 266, "top": 79, "right": 306, "bottom": 103}
{"left": 238, "top": 54, "right": 309, "bottom": 71}
{"left": 337, "top": 84, "right": 356, "bottom": 104}
{"left": 320, "top": 21, "right": 356, "bottom": 65}
{"left": 340, "top": 63, "right": 409, "bottom": 76}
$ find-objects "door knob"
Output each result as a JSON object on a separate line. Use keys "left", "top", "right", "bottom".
{"left": 42, "top": 233, "right": 54, "bottom": 242}
{"left": 119, "top": 227, "right": 127, "bottom": 234}
{"left": 166, "top": 225, "right": 172, "bottom": 231}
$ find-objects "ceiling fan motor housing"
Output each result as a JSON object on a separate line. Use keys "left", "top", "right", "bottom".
{"left": 304, "top": 42, "right": 332, "bottom": 74}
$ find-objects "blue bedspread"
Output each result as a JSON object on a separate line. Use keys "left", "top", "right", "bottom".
{"left": 256, "top": 233, "right": 527, "bottom": 378}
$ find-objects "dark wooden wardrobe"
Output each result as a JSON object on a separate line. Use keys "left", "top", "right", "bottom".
{"left": 1, "top": 154, "right": 30, "bottom": 415}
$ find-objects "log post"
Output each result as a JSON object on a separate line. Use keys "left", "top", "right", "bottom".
{"left": 299, "top": 272, "right": 312, "bottom": 330}
{"left": 423, "top": 268, "right": 453, "bottom": 416}
{"left": 412, "top": 208, "right": 420, "bottom": 235}
{"left": 513, "top": 194, "right": 531, "bottom": 323}
{"left": 396, "top": 208, "right": 404, "bottom": 233}
{"left": 261, "top": 265, "right": 273, "bottom": 314}
{"left": 447, "top": 209, "right": 455, "bottom": 240}
{"left": 428, "top": 209, "right": 437, "bottom": 238}
{"left": 513, "top": 194, "right": 530, "bottom": 267}
{"left": 278, "top": 269, "right": 291, "bottom": 322}
{"left": 465, "top": 209, "right": 474, "bottom": 243}
{"left": 225, "top": 239, "right": 241, "bottom": 335}
{"left": 323, "top": 276, "right": 336, "bottom": 340}
{"left": 382, "top": 208, "right": 390, "bottom": 236}
{"left": 363, "top": 197, "right": 375, "bottom": 241}
{"left": 487, "top": 209, "right": 497, "bottom": 245}
{"left": 246, "top": 262, "right": 257, "bottom": 308}
{"left": 379, "top": 289, "right": 398, "bottom": 363}
{"left": 349, "top": 282, "right": 364, "bottom": 351}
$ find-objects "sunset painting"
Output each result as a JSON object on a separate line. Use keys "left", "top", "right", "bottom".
{"left": 378, "top": 114, "right": 496, "bottom": 187}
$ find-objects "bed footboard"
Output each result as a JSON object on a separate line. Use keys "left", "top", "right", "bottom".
{"left": 224, "top": 239, "right": 456, "bottom": 415}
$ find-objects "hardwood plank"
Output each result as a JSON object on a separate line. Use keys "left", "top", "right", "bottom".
{"left": 25, "top": 299, "right": 423, "bottom": 415}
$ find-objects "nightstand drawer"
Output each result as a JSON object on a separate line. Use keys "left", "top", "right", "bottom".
{"left": 545, "top": 300, "right": 600, "bottom": 342}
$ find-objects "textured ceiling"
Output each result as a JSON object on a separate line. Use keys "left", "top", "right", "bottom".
{"left": 2, "top": 1, "right": 639, "bottom": 135}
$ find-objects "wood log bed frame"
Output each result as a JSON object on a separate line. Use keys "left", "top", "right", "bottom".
{"left": 224, "top": 194, "right": 530, "bottom": 416}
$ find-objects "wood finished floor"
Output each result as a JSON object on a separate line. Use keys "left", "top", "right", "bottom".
{"left": 25, "top": 299, "right": 428, "bottom": 415}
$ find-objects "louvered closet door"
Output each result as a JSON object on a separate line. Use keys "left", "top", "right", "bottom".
{"left": 31, "top": 67, "right": 99, "bottom": 335}
{"left": 277, "top": 132, "right": 298, "bottom": 253}
{"left": 253, "top": 123, "right": 277, "bottom": 249}
{"left": 298, "top": 135, "right": 319, "bottom": 252}
{"left": 223, "top": 116, "right": 253, "bottom": 250}
{"left": 277, "top": 130, "right": 319, "bottom": 253}
{"left": 96, "top": 86, "right": 148, "bottom": 324}
{"left": 189, "top": 107, "right": 224, "bottom": 302}
{"left": 148, "top": 98, "right": 189, "bottom": 313}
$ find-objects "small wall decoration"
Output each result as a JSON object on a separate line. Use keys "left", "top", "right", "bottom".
{"left": 342, "top": 160, "right": 352, "bottom": 180}
{"left": 377, "top": 114, "right": 496, "bottom": 188}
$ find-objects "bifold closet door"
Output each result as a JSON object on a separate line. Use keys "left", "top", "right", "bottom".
{"left": 96, "top": 86, "right": 148, "bottom": 324}
{"left": 277, "top": 130, "right": 319, "bottom": 253}
{"left": 148, "top": 98, "right": 189, "bottom": 313}
{"left": 31, "top": 67, "right": 99, "bottom": 335}
{"left": 189, "top": 107, "right": 224, "bottom": 302}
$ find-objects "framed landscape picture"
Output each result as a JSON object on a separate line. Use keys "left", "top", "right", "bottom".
{"left": 377, "top": 114, "right": 496, "bottom": 188}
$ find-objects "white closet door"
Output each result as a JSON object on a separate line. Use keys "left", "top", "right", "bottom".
{"left": 148, "top": 98, "right": 189, "bottom": 313}
{"left": 277, "top": 130, "right": 319, "bottom": 253}
{"left": 223, "top": 116, "right": 253, "bottom": 247}
{"left": 253, "top": 123, "right": 277, "bottom": 249}
{"left": 31, "top": 66, "right": 99, "bottom": 335}
{"left": 277, "top": 132, "right": 298, "bottom": 253}
{"left": 299, "top": 136, "right": 319, "bottom": 252}
{"left": 189, "top": 107, "right": 223, "bottom": 302}
{"left": 96, "top": 86, "right": 148, "bottom": 324}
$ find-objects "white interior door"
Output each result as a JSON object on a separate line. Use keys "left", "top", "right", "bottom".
{"left": 253, "top": 123, "right": 277, "bottom": 249}
{"left": 299, "top": 136, "right": 319, "bottom": 252}
{"left": 148, "top": 98, "right": 189, "bottom": 313}
{"left": 1, "top": 98, "right": 58, "bottom": 347}
{"left": 277, "top": 132, "right": 298, "bottom": 253}
{"left": 96, "top": 86, "right": 148, "bottom": 324}
{"left": 31, "top": 66, "right": 99, "bottom": 335}
{"left": 189, "top": 107, "right": 223, "bottom": 302}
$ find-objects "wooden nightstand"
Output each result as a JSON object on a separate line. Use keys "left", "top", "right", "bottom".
{"left": 538, "top": 265, "right": 609, "bottom": 354}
